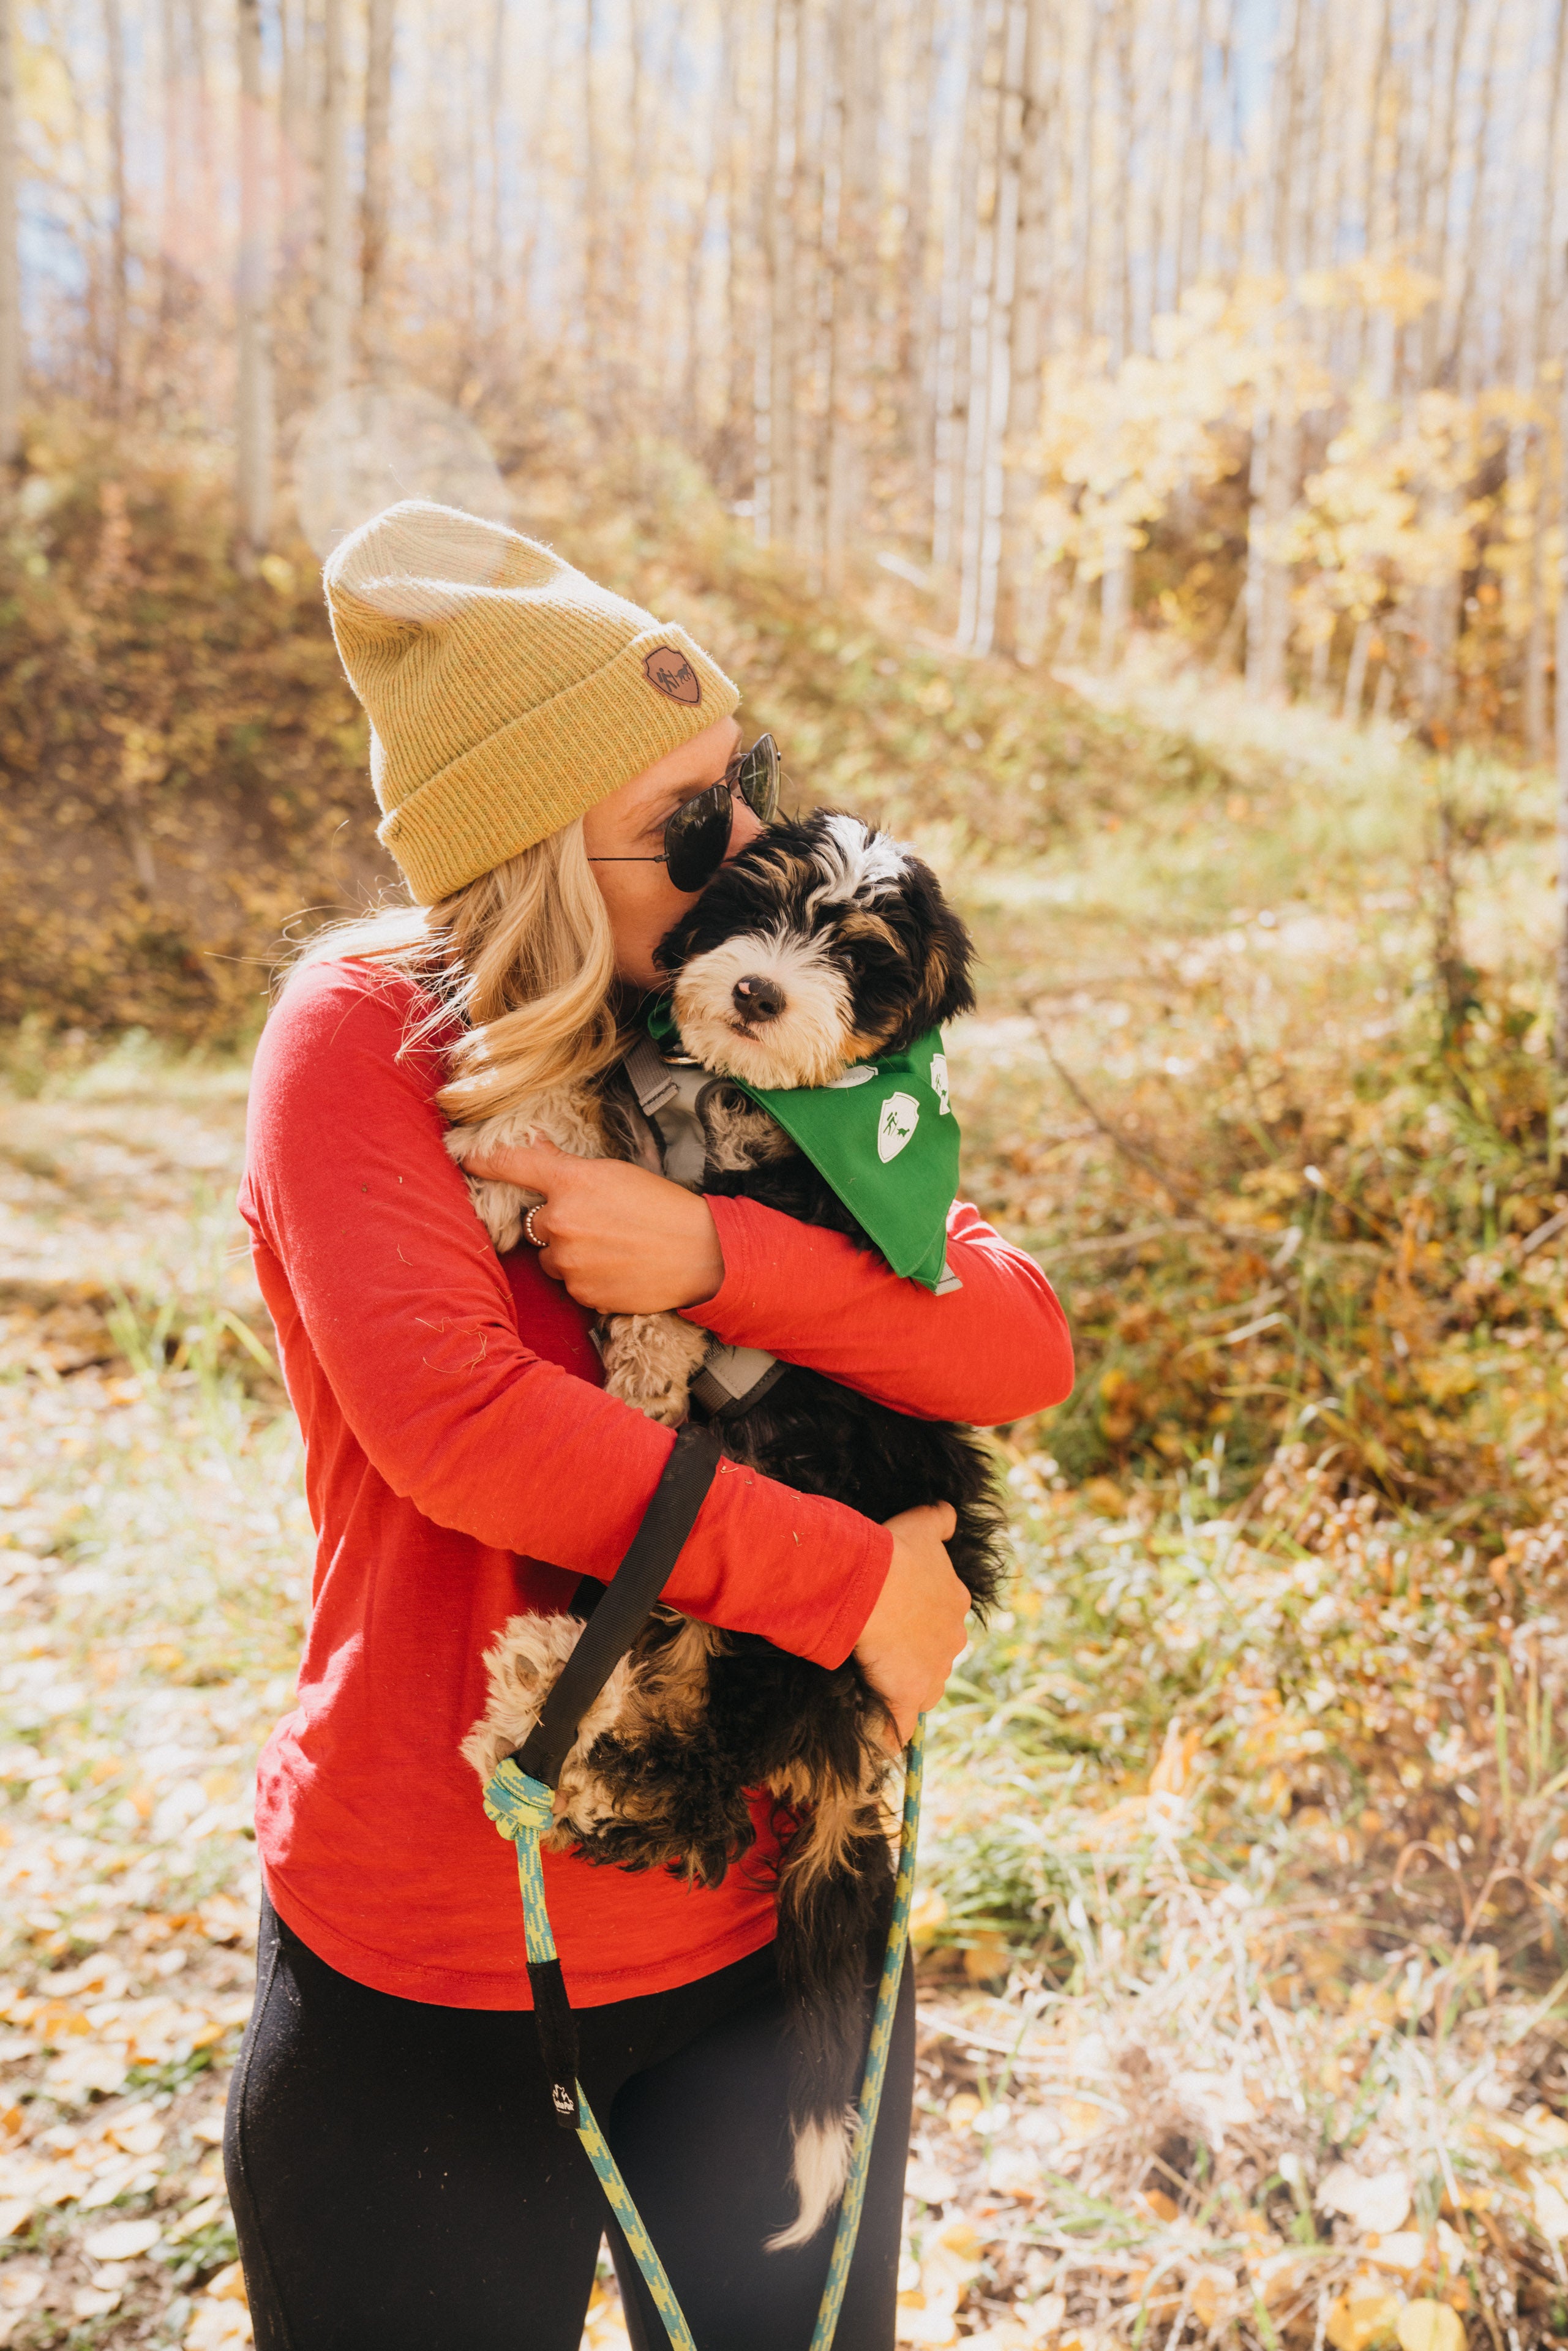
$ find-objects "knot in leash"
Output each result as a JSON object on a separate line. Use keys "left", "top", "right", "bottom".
{"left": 482, "top": 1756, "right": 556, "bottom": 1840}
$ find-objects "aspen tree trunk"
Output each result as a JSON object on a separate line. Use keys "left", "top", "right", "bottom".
{"left": 103, "top": 0, "right": 128, "bottom": 411}
{"left": 764, "top": 0, "right": 799, "bottom": 550}
{"left": 958, "top": 0, "right": 1021, "bottom": 652}
{"left": 486, "top": 0, "right": 505, "bottom": 339}
{"left": 0, "top": 0, "right": 17, "bottom": 474}
{"left": 583, "top": 0, "right": 600, "bottom": 386}
{"left": 823, "top": 0, "right": 877, "bottom": 585}
{"left": 236, "top": 0, "right": 274, "bottom": 568}
{"left": 318, "top": 0, "right": 351, "bottom": 400}
{"left": 1098, "top": 0, "right": 1135, "bottom": 670}
{"left": 361, "top": 0, "right": 394, "bottom": 380}
{"left": 1521, "top": 0, "right": 1567, "bottom": 761}
{"left": 996, "top": 0, "right": 1054, "bottom": 661}
{"left": 955, "top": 0, "right": 1008, "bottom": 651}
{"left": 1242, "top": 0, "right": 1304, "bottom": 697}
{"left": 902, "top": 0, "right": 939, "bottom": 522}
{"left": 1558, "top": 323, "right": 1568, "bottom": 1079}
{"left": 1341, "top": 618, "right": 1373, "bottom": 723}
{"left": 159, "top": 0, "right": 179, "bottom": 329}
{"left": 756, "top": 0, "right": 784, "bottom": 544}
{"left": 719, "top": 6, "right": 755, "bottom": 493}
{"left": 790, "top": 0, "right": 827, "bottom": 571}
{"left": 1176, "top": 0, "right": 1211, "bottom": 301}
{"left": 933, "top": 0, "right": 988, "bottom": 573}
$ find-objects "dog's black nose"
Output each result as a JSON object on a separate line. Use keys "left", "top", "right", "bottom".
{"left": 733, "top": 974, "right": 786, "bottom": 1022}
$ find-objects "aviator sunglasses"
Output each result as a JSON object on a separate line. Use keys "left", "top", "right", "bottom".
{"left": 588, "top": 733, "right": 780, "bottom": 894}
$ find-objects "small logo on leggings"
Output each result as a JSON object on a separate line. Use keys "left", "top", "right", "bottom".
{"left": 552, "top": 2083, "right": 577, "bottom": 2118}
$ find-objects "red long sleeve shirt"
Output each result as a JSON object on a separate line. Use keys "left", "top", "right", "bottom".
{"left": 239, "top": 959, "right": 1073, "bottom": 2008}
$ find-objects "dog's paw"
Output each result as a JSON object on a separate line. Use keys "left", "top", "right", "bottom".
{"left": 601, "top": 1313, "right": 710, "bottom": 1427}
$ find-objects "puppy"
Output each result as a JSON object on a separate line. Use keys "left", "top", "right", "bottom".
{"left": 453, "top": 812, "right": 1008, "bottom": 2246}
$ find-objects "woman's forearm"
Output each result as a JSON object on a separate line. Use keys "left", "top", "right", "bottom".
{"left": 684, "top": 1196, "right": 1074, "bottom": 1427}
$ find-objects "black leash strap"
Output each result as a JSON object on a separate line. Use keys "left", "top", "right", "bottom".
{"left": 509, "top": 1423, "right": 724, "bottom": 2131}
{"left": 512, "top": 1422, "right": 724, "bottom": 1790}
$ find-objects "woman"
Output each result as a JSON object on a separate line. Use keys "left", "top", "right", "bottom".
{"left": 227, "top": 500, "right": 1073, "bottom": 2351}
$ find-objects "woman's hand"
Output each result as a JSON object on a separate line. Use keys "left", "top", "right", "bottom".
{"left": 460, "top": 1138, "right": 726, "bottom": 1313}
{"left": 855, "top": 1502, "right": 967, "bottom": 1747}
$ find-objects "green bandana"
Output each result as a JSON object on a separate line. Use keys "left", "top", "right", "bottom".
{"left": 647, "top": 1005, "right": 959, "bottom": 1291}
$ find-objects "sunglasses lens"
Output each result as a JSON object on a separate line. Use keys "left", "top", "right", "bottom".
{"left": 663, "top": 785, "right": 732, "bottom": 893}
{"left": 736, "top": 734, "right": 779, "bottom": 822}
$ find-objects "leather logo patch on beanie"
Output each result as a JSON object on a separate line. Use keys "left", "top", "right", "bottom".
{"left": 643, "top": 646, "right": 702, "bottom": 705}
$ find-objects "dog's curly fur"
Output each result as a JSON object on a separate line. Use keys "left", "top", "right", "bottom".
{"left": 452, "top": 811, "right": 1008, "bottom": 2248}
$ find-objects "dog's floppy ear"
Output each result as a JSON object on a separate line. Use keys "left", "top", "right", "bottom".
{"left": 884, "top": 857, "right": 977, "bottom": 1050}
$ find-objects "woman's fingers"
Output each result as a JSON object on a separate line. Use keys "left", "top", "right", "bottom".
{"left": 454, "top": 1144, "right": 725, "bottom": 1313}
{"left": 853, "top": 1502, "right": 970, "bottom": 1745}
{"left": 459, "top": 1136, "right": 569, "bottom": 1190}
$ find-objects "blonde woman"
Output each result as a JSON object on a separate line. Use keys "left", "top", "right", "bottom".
{"left": 227, "top": 501, "right": 1073, "bottom": 2351}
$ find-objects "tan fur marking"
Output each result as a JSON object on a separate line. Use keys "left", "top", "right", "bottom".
{"left": 701, "top": 1090, "right": 795, "bottom": 1173}
{"left": 445, "top": 1085, "right": 605, "bottom": 1253}
{"left": 600, "top": 1311, "right": 709, "bottom": 1426}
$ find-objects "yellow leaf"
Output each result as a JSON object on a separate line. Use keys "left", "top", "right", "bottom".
{"left": 209, "top": 2262, "right": 249, "bottom": 2305}
{"left": 1396, "top": 2306, "right": 1465, "bottom": 2351}
{"left": 1326, "top": 2293, "right": 1404, "bottom": 2351}
{"left": 909, "top": 1889, "right": 947, "bottom": 1948}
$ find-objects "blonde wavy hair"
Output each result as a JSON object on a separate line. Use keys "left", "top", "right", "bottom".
{"left": 286, "top": 818, "right": 625, "bottom": 1127}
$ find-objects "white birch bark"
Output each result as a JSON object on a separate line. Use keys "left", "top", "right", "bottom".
{"left": 361, "top": 0, "right": 394, "bottom": 380}
{"left": 103, "top": 0, "right": 128, "bottom": 409}
{"left": 1559, "top": 326, "right": 1568, "bottom": 1070}
{"left": 959, "top": 0, "right": 1022, "bottom": 654}
{"left": 318, "top": 0, "right": 351, "bottom": 400}
{"left": 996, "top": 0, "right": 1054, "bottom": 661}
{"left": 0, "top": 0, "right": 18, "bottom": 471}
{"left": 236, "top": 0, "right": 274, "bottom": 567}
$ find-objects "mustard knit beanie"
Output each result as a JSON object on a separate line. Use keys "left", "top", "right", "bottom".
{"left": 323, "top": 499, "right": 740, "bottom": 904}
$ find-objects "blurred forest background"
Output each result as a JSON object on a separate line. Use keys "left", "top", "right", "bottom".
{"left": 3, "top": 2, "right": 1568, "bottom": 2350}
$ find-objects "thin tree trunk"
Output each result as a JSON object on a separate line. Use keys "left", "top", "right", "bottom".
{"left": 1558, "top": 334, "right": 1568, "bottom": 1078}
{"left": 361, "top": 0, "right": 394, "bottom": 380}
{"left": 996, "top": 0, "right": 1053, "bottom": 661}
{"left": 955, "top": 0, "right": 1006, "bottom": 648}
{"left": 103, "top": 0, "right": 128, "bottom": 411}
{"left": 1446, "top": 0, "right": 1500, "bottom": 389}
{"left": 583, "top": 0, "right": 602, "bottom": 403}
{"left": 159, "top": 0, "right": 180, "bottom": 331}
{"left": 319, "top": 0, "right": 351, "bottom": 399}
{"left": 1522, "top": 0, "right": 1567, "bottom": 759}
{"left": 1342, "top": 616, "right": 1373, "bottom": 722}
{"left": 823, "top": 0, "right": 877, "bottom": 586}
{"left": 236, "top": 0, "right": 274, "bottom": 568}
{"left": 763, "top": 0, "right": 798, "bottom": 550}
{"left": 487, "top": 0, "right": 505, "bottom": 337}
{"left": 902, "top": 0, "right": 939, "bottom": 528}
{"left": 0, "top": 0, "right": 17, "bottom": 471}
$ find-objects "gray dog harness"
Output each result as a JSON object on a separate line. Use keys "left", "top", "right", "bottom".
{"left": 618, "top": 1033, "right": 787, "bottom": 1421}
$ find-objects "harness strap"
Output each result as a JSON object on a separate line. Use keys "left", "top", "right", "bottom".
{"left": 512, "top": 1422, "right": 722, "bottom": 1792}
{"left": 617, "top": 1036, "right": 784, "bottom": 1419}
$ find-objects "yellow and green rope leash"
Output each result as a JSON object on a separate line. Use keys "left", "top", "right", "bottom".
{"left": 482, "top": 1717, "right": 925, "bottom": 2351}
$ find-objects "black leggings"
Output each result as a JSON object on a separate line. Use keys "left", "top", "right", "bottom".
{"left": 224, "top": 1895, "right": 915, "bottom": 2351}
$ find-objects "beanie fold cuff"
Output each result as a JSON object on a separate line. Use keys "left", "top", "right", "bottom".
{"left": 379, "top": 624, "right": 740, "bottom": 904}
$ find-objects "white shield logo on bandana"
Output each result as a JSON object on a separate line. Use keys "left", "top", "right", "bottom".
{"left": 929, "top": 1053, "right": 951, "bottom": 1116}
{"left": 878, "top": 1092, "right": 920, "bottom": 1163}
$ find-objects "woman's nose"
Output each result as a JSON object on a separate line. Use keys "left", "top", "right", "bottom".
{"left": 733, "top": 975, "right": 786, "bottom": 1022}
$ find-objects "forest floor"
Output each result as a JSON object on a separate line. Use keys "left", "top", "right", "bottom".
{"left": 1, "top": 661, "right": 1566, "bottom": 2351}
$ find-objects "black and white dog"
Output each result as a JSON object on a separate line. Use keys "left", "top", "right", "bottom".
{"left": 452, "top": 812, "right": 1007, "bottom": 2246}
